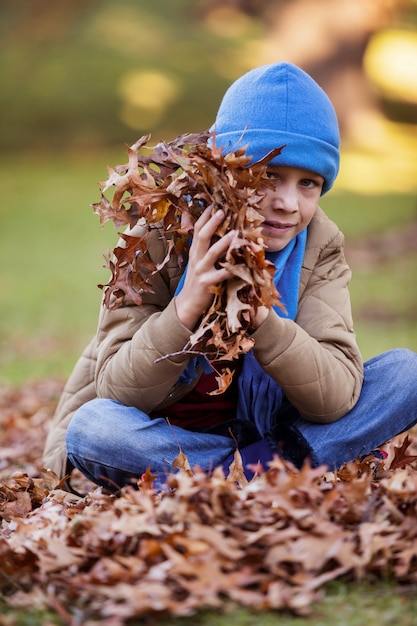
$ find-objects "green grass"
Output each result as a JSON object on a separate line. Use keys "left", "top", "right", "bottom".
{"left": 349, "top": 254, "right": 417, "bottom": 359}
{"left": 321, "top": 191, "right": 417, "bottom": 238}
{"left": 321, "top": 191, "right": 417, "bottom": 361}
{"left": 0, "top": 153, "right": 416, "bottom": 383}
{"left": 0, "top": 149, "right": 119, "bottom": 383}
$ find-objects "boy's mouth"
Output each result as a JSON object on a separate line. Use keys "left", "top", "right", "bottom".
{"left": 263, "top": 220, "right": 295, "bottom": 232}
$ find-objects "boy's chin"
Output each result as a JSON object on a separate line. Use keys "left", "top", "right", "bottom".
{"left": 264, "top": 240, "right": 290, "bottom": 252}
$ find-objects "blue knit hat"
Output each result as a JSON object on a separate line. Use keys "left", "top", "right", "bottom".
{"left": 210, "top": 62, "right": 340, "bottom": 195}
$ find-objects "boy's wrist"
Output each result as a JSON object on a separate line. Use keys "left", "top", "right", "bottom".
{"left": 173, "top": 295, "right": 201, "bottom": 332}
{"left": 252, "top": 305, "right": 270, "bottom": 329}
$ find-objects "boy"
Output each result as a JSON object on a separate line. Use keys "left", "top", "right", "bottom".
{"left": 43, "top": 62, "right": 417, "bottom": 491}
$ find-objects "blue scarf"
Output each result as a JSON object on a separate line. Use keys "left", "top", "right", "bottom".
{"left": 174, "top": 229, "right": 307, "bottom": 434}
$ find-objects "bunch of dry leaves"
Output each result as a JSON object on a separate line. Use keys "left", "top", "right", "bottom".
{"left": 1, "top": 379, "right": 417, "bottom": 625}
{"left": 92, "top": 132, "right": 283, "bottom": 392}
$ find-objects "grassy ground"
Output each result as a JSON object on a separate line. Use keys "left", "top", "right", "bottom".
{"left": 0, "top": 150, "right": 118, "bottom": 383}
{"left": 321, "top": 191, "right": 417, "bottom": 359}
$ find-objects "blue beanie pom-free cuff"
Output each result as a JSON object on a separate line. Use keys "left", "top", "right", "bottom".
{"left": 212, "top": 129, "right": 340, "bottom": 195}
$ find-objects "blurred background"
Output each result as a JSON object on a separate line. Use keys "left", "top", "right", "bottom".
{"left": 0, "top": 0, "right": 416, "bottom": 384}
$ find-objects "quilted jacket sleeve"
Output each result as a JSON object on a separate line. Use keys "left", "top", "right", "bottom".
{"left": 94, "top": 226, "right": 196, "bottom": 413}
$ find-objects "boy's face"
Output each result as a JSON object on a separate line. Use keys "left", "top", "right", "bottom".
{"left": 258, "top": 165, "right": 323, "bottom": 252}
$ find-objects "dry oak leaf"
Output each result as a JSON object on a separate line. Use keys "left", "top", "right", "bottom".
{"left": 388, "top": 434, "right": 417, "bottom": 470}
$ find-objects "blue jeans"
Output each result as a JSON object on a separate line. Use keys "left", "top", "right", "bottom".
{"left": 66, "top": 349, "right": 417, "bottom": 490}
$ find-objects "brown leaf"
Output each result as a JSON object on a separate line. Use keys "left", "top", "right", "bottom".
{"left": 2, "top": 490, "right": 33, "bottom": 520}
{"left": 139, "top": 467, "right": 158, "bottom": 491}
{"left": 226, "top": 449, "right": 248, "bottom": 487}
{"left": 171, "top": 447, "right": 193, "bottom": 476}
{"left": 388, "top": 434, "right": 417, "bottom": 470}
{"left": 207, "top": 367, "right": 234, "bottom": 396}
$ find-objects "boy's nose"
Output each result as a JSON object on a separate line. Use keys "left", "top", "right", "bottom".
{"left": 270, "top": 184, "right": 298, "bottom": 212}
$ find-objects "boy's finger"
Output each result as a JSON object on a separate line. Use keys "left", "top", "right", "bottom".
{"left": 195, "top": 208, "right": 224, "bottom": 234}
{"left": 204, "top": 229, "right": 236, "bottom": 263}
{"left": 194, "top": 206, "right": 217, "bottom": 230}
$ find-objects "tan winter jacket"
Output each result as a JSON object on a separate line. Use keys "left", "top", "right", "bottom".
{"left": 43, "top": 207, "right": 363, "bottom": 479}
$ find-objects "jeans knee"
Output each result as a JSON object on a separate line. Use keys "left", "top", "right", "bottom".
{"left": 390, "top": 348, "right": 417, "bottom": 376}
{"left": 66, "top": 399, "right": 110, "bottom": 453}
{"left": 390, "top": 347, "right": 416, "bottom": 360}
{"left": 366, "top": 348, "right": 417, "bottom": 373}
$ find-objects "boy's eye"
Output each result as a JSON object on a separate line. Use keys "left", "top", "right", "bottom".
{"left": 301, "top": 178, "right": 320, "bottom": 188}
{"left": 266, "top": 171, "right": 280, "bottom": 180}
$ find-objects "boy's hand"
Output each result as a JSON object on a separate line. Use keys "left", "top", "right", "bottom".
{"left": 175, "top": 208, "right": 236, "bottom": 331}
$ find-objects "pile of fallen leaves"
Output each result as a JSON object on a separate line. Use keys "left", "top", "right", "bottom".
{"left": 93, "top": 132, "right": 283, "bottom": 384}
{"left": 1, "top": 381, "right": 417, "bottom": 624}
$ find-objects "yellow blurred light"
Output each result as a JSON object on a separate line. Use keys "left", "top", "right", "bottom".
{"left": 335, "top": 114, "right": 417, "bottom": 194}
{"left": 117, "top": 71, "right": 181, "bottom": 130}
{"left": 364, "top": 30, "right": 417, "bottom": 103}
{"left": 336, "top": 149, "right": 417, "bottom": 194}
{"left": 118, "top": 71, "right": 180, "bottom": 111}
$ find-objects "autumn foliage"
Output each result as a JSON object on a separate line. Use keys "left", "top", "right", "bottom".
{"left": 1, "top": 380, "right": 417, "bottom": 623}
{"left": 93, "top": 132, "right": 283, "bottom": 375}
